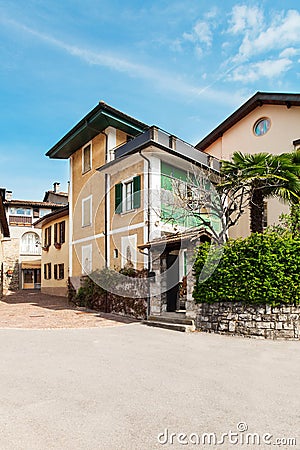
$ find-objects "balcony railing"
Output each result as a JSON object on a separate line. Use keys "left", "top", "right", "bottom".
{"left": 115, "top": 126, "right": 221, "bottom": 172}
{"left": 9, "top": 215, "right": 32, "bottom": 226}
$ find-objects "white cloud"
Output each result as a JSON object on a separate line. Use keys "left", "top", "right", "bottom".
{"left": 228, "top": 4, "right": 264, "bottom": 34}
{"left": 237, "top": 9, "right": 300, "bottom": 61}
{"left": 183, "top": 21, "right": 211, "bottom": 46}
{"left": 279, "top": 47, "right": 299, "bottom": 58}
{"left": 230, "top": 58, "right": 293, "bottom": 83}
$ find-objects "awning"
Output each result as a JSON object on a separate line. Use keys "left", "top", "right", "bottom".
{"left": 21, "top": 261, "right": 41, "bottom": 269}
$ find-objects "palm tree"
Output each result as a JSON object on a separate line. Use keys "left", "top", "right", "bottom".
{"left": 220, "top": 151, "right": 300, "bottom": 233}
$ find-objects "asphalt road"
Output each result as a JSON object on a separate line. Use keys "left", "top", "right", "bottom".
{"left": 0, "top": 324, "right": 299, "bottom": 449}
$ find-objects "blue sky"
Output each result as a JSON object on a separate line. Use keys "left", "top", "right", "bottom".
{"left": 0, "top": 0, "right": 300, "bottom": 199}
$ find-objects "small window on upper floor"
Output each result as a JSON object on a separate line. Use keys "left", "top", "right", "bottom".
{"left": 82, "top": 143, "right": 92, "bottom": 173}
{"left": 82, "top": 196, "right": 92, "bottom": 227}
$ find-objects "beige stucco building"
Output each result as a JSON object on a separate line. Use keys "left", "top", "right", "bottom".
{"left": 35, "top": 206, "right": 69, "bottom": 297}
{"left": 46, "top": 102, "right": 220, "bottom": 311}
{"left": 196, "top": 92, "right": 300, "bottom": 238}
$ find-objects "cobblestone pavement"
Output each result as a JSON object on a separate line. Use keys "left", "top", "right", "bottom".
{"left": 0, "top": 290, "right": 136, "bottom": 329}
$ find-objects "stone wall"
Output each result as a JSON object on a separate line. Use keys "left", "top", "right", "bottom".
{"left": 2, "top": 238, "right": 20, "bottom": 292}
{"left": 195, "top": 302, "right": 300, "bottom": 340}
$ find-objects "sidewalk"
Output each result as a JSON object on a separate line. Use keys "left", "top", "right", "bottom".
{"left": 0, "top": 290, "right": 136, "bottom": 329}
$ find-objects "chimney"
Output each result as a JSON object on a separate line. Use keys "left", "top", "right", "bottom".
{"left": 53, "top": 182, "right": 60, "bottom": 193}
{"left": 5, "top": 190, "right": 12, "bottom": 201}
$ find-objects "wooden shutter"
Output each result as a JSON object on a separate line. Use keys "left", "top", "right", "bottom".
{"left": 54, "top": 223, "right": 58, "bottom": 243}
{"left": 60, "top": 221, "right": 65, "bottom": 244}
{"left": 115, "top": 183, "right": 123, "bottom": 213}
{"left": 133, "top": 175, "right": 141, "bottom": 209}
{"left": 54, "top": 264, "right": 58, "bottom": 280}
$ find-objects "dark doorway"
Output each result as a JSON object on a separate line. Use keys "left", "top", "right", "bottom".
{"left": 166, "top": 253, "right": 179, "bottom": 312}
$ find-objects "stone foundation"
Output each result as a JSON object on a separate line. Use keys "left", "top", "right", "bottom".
{"left": 195, "top": 302, "right": 300, "bottom": 340}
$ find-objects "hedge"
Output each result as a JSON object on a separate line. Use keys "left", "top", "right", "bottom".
{"left": 193, "top": 232, "right": 300, "bottom": 306}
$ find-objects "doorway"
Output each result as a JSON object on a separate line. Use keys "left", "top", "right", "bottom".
{"left": 23, "top": 269, "right": 41, "bottom": 290}
{"left": 166, "top": 252, "right": 179, "bottom": 312}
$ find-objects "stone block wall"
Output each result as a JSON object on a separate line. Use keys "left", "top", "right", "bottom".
{"left": 2, "top": 238, "right": 20, "bottom": 292}
{"left": 195, "top": 302, "right": 300, "bottom": 340}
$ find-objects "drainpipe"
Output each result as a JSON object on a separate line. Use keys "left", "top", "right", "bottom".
{"left": 139, "top": 149, "right": 151, "bottom": 318}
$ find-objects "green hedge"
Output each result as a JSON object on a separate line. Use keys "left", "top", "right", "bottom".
{"left": 193, "top": 232, "right": 300, "bottom": 306}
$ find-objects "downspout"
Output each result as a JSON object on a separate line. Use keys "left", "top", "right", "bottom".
{"left": 139, "top": 149, "right": 151, "bottom": 318}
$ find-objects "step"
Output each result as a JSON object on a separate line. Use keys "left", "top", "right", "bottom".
{"left": 147, "top": 315, "right": 194, "bottom": 326}
{"left": 143, "top": 320, "right": 195, "bottom": 332}
{"left": 162, "top": 311, "right": 186, "bottom": 319}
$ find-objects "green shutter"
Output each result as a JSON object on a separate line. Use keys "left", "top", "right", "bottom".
{"left": 115, "top": 183, "right": 123, "bottom": 213}
{"left": 133, "top": 175, "right": 141, "bottom": 209}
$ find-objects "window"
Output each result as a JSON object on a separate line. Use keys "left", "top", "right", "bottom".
{"left": 125, "top": 181, "right": 133, "bottom": 211}
{"left": 253, "top": 118, "right": 271, "bottom": 136}
{"left": 82, "top": 245, "right": 92, "bottom": 274}
{"left": 121, "top": 235, "right": 137, "bottom": 269}
{"left": 82, "top": 143, "right": 92, "bottom": 173}
{"left": 44, "top": 226, "right": 51, "bottom": 247}
{"left": 54, "top": 264, "right": 64, "bottom": 280}
{"left": 10, "top": 207, "right": 31, "bottom": 216}
{"left": 115, "top": 175, "right": 141, "bottom": 214}
{"left": 21, "top": 232, "right": 41, "bottom": 255}
{"left": 113, "top": 249, "right": 119, "bottom": 258}
{"left": 54, "top": 221, "right": 65, "bottom": 245}
{"left": 44, "top": 263, "right": 51, "bottom": 280}
{"left": 82, "top": 196, "right": 92, "bottom": 227}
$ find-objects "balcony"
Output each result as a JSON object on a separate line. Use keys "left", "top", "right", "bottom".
{"left": 115, "top": 126, "right": 221, "bottom": 172}
{"left": 9, "top": 215, "right": 32, "bottom": 226}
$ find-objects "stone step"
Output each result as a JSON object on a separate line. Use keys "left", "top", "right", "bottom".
{"left": 143, "top": 320, "right": 195, "bottom": 332}
{"left": 147, "top": 315, "right": 194, "bottom": 326}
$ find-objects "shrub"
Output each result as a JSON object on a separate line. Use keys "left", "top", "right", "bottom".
{"left": 193, "top": 232, "right": 300, "bottom": 306}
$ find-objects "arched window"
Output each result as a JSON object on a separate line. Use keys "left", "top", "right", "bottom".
{"left": 21, "top": 232, "right": 41, "bottom": 255}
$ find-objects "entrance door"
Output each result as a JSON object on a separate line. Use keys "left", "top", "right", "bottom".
{"left": 34, "top": 269, "right": 41, "bottom": 289}
{"left": 23, "top": 269, "right": 34, "bottom": 289}
{"left": 166, "top": 253, "right": 179, "bottom": 312}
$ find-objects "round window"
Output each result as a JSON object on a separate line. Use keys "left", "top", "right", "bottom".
{"left": 253, "top": 118, "right": 271, "bottom": 136}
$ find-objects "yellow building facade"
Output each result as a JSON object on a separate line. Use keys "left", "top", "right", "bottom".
{"left": 35, "top": 206, "right": 69, "bottom": 296}
{"left": 47, "top": 102, "right": 220, "bottom": 309}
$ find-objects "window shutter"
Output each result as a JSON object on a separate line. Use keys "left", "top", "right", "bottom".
{"left": 60, "top": 221, "right": 65, "bottom": 244}
{"left": 133, "top": 175, "right": 141, "bottom": 209}
{"left": 44, "top": 264, "right": 47, "bottom": 280}
{"left": 115, "top": 183, "right": 123, "bottom": 213}
{"left": 54, "top": 223, "right": 58, "bottom": 243}
{"left": 54, "top": 264, "right": 57, "bottom": 280}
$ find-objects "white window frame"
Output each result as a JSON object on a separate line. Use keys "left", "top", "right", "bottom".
{"left": 82, "top": 195, "right": 92, "bottom": 228}
{"left": 82, "top": 244, "right": 92, "bottom": 274}
{"left": 124, "top": 180, "right": 133, "bottom": 212}
{"left": 82, "top": 141, "right": 92, "bottom": 174}
{"left": 121, "top": 234, "right": 137, "bottom": 269}
{"left": 20, "top": 232, "right": 41, "bottom": 255}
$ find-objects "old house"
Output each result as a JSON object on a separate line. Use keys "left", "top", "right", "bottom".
{"left": 46, "top": 102, "right": 220, "bottom": 315}
{"left": 35, "top": 205, "right": 69, "bottom": 297}
{"left": 196, "top": 92, "right": 300, "bottom": 238}
{"left": 1, "top": 189, "right": 64, "bottom": 292}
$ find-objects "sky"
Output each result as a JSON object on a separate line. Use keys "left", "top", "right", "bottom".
{"left": 0, "top": 0, "right": 300, "bottom": 200}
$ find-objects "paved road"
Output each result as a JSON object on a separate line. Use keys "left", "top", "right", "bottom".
{"left": 0, "top": 324, "right": 299, "bottom": 450}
